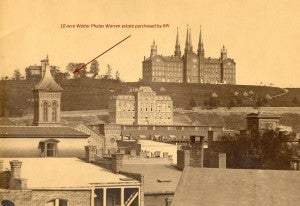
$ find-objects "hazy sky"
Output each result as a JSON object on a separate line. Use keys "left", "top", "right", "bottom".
{"left": 1, "top": 0, "right": 300, "bottom": 87}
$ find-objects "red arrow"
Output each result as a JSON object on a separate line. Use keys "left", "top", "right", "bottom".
{"left": 73, "top": 35, "right": 131, "bottom": 74}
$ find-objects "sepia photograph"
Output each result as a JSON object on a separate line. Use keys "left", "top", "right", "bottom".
{"left": 0, "top": 0, "right": 300, "bottom": 205}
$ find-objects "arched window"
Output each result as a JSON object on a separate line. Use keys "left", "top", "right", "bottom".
{"left": 52, "top": 101, "right": 58, "bottom": 122}
{"left": 46, "top": 199, "right": 68, "bottom": 206}
{"left": 43, "top": 101, "right": 48, "bottom": 122}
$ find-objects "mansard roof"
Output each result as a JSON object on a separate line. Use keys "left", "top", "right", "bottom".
{"left": 223, "top": 58, "right": 236, "bottom": 64}
{"left": 34, "top": 65, "right": 63, "bottom": 92}
{"left": 204, "top": 57, "right": 221, "bottom": 64}
{"left": 144, "top": 55, "right": 182, "bottom": 62}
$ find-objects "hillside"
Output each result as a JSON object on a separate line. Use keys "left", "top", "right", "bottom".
{"left": 1, "top": 79, "right": 299, "bottom": 117}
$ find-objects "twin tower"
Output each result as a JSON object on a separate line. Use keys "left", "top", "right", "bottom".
{"left": 142, "top": 26, "right": 236, "bottom": 84}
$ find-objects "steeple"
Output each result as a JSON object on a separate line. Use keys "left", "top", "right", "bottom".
{"left": 197, "top": 26, "right": 205, "bottom": 57}
{"left": 220, "top": 45, "right": 227, "bottom": 60}
{"left": 33, "top": 57, "right": 63, "bottom": 126}
{"left": 174, "top": 27, "right": 181, "bottom": 57}
{"left": 189, "top": 28, "right": 193, "bottom": 53}
{"left": 184, "top": 25, "right": 193, "bottom": 54}
{"left": 34, "top": 59, "right": 63, "bottom": 92}
{"left": 185, "top": 26, "right": 189, "bottom": 52}
{"left": 150, "top": 40, "right": 157, "bottom": 57}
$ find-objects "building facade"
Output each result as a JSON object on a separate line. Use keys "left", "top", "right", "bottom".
{"left": 109, "top": 86, "right": 173, "bottom": 125}
{"left": 142, "top": 26, "right": 236, "bottom": 84}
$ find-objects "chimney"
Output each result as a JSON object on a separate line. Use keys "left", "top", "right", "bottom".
{"left": 85, "top": 145, "right": 97, "bottom": 162}
{"left": 9, "top": 160, "right": 27, "bottom": 189}
{"left": 10, "top": 160, "right": 22, "bottom": 179}
{"left": 112, "top": 153, "right": 123, "bottom": 173}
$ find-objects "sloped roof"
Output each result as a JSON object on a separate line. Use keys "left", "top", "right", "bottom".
{"left": 1, "top": 158, "right": 139, "bottom": 189}
{"left": 121, "top": 164, "right": 182, "bottom": 194}
{"left": 0, "top": 126, "right": 89, "bottom": 138}
{"left": 0, "top": 118, "right": 15, "bottom": 126}
{"left": 34, "top": 65, "right": 63, "bottom": 92}
{"left": 172, "top": 166, "right": 300, "bottom": 206}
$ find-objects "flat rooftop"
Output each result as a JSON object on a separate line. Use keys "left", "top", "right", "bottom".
{"left": 122, "top": 164, "right": 182, "bottom": 194}
{"left": 1, "top": 158, "right": 139, "bottom": 189}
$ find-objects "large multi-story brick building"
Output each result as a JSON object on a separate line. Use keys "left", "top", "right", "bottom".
{"left": 142, "top": 26, "right": 236, "bottom": 84}
{"left": 109, "top": 86, "right": 173, "bottom": 125}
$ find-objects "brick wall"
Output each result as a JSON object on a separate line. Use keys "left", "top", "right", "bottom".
{"left": 177, "top": 150, "right": 190, "bottom": 171}
{"left": 0, "top": 190, "right": 91, "bottom": 206}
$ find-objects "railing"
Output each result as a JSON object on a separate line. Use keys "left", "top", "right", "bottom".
{"left": 125, "top": 191, "right": 139, "bottom": 206}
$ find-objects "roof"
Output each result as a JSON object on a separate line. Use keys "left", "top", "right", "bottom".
{"left": 34, "top": 65, "right": 63, "bottom": 92}
{"left": 144, "top": 55, "right": 182, "bottom": 62}
{"left": 0, "top": 126, "right": 89, "bottom": 138}
{"left": 1, "top": 158, "right": 140, "bottom": 189}
{"left": 0, "top": 118, "right": 15, "bottom": 126}
{"left": 204, "top": 57, "right": 220, "bottom": 64}
{"left": 121, "top": 164, "right": 182, "bottom": 194}
{"left": 139, "top": 140, "right": 177, "bottom": 148}
{"left": 247, "top": 112, "right": 280, "bottom": 119}
{"left": 172, "top": 166, "right": 300, "bottom": 206}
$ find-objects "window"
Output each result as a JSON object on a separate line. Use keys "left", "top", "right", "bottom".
{"left": 39, "top": 139, "right": 59, "bottom": 157}
{"left": 1, "top": 200, "right": 15, "bottom": 206}
{"left": 47, "top": 199, "right": 68, "bottom": 206}
{"left": 43, "top": 101, "right": 48, "bottom": 122}
{"left": 52, "top": 101, "right": 58, "bottom": 122}
{"left": 46, "top": 142, "right": 57, "bottom": 157}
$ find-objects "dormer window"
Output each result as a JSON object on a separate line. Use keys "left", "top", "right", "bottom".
{"left": 39, "top": 139, "right": 60, "bottom": 157}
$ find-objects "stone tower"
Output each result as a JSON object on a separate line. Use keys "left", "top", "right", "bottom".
{"left": 220, "top": 45, "right": 227, "bottom": 60}
{"left": 33, "top": 56, "right": 63, "bottom": 126}
{"left": 150, "top": 41, "right": 157, "bottom": 57}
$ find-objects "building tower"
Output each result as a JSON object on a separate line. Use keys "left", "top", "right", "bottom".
{"left": 174, "top": 27, "right": 181, "bottom": 57}
{"left": 150, "top": 41, "right": 157, "bottom": 57}
{"left": 33, "top": 56, "right": 63, "bottom": 126}
{"left": 198, "top": 26, "right": 205, "bottom": 83}
{"left": 183, "top": 26, "right": 195, "bottom": 83}
{"left": 220, "top": 45, "right": 227, "bottom": 60}
{"left": 197, "top": 26, "right": 205, "bottom": 58}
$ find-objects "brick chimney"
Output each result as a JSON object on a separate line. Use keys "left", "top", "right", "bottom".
{"left": 9, "top": 160, "right": 27, "bottom": 189}
{"left": 112, "top": 153, "right": 123, "bottom": 173}
{"left": 85, "top": 145, "right": 97, "bottom": 162}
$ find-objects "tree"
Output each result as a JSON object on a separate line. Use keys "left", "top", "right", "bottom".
{"left": 66, "top": 63, "right": 87, "bottom": 79}
{"left": 115, "top": 70, "right": 121, "bottom": 81}
{"left": 50, "top": 66, "right": 70, "bottom": 82}
{"left": 189, "top": 98, "right": 197, "bottom": 107}
{"left": 90, "top": 60, "right": 99, "bottom": 78}
{"left": 228, "top": 98, "right": 236, "bottom": 108}
{"left": 12, "top": 69, "right": 22, "bottom": 80}
{"left": 103, "top": 64, "right": 112, "bottom": 79}
{"left": 216, "top": 130, "right": 298, "bottom": 170}
{"left": 208, "top": 97, "right": 220, "bottom": 107}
